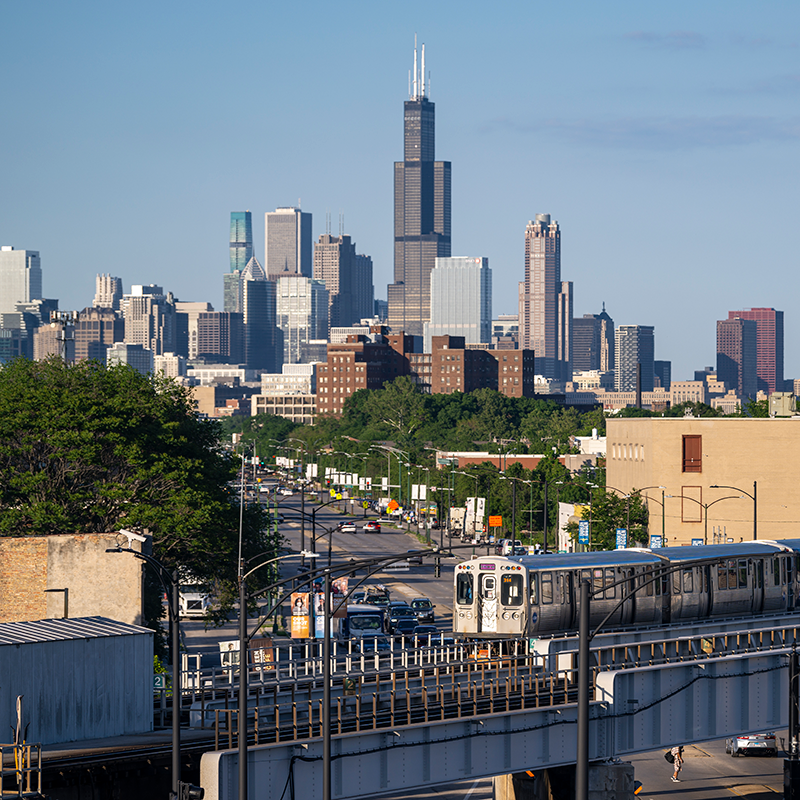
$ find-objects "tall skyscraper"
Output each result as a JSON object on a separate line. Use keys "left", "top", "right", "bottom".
{"left": 387, "top": 41, "right": 451, "bottom": 336}
{"left": 519, "top": 215, "right": 571, "bottom": 380}
{"left": 717, "top": 317, "right": 758, "bottom": 398}
{"left": 75, "top": 307, "right": 124, "bottom": 362}
{"left": 242, "top": 273, "right": 283, "bottom": 373}
{"left": 314, "top": 234, "right": 374, "bottom": 328}
{"left": 572, "top": 305, "right": 615, "bottom": 374}
{"left": 196, "top": 312, "right": 244, "bottom": 364}
{"left": 230, "top": 212, "right": 253, "bottom": 273}
{"left": 615, "top": 325, "right": 655, "bottom": 392}
{"left": 265, "top": 208, "right": 312, "bottom": 280}
{"left": 93, "top": 274, "right": 123, "bottom": 310}
{"left": 276, "top": 276, "right": 328, "bottom": 364}
{"left": 727, "top": 308, "right": 784, "bottom": 394}
{"left": 122, "top": 284, "right": 176, "bottom": 355}
{"left": 174, "top": 301, "right": 214, "bottom": 360}
{"left": 423, "top": 257, "right": 491, "bottom": 353}
{"left": 0, "top": 246, "right": 42, "bottom": 314}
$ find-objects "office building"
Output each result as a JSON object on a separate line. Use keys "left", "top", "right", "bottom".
{"left": 572, "top": 306, "right": 614, "bottom": 374}
{"left": 265, "top": 208, "right": 312, "bottom": 280}
{"left": 93, "top": 274, "right": 122, "bottom": 311}
{"left": 387, "top": 41, "right": 451, "bottom": 336}
{"left": 174, "top": 301, "right": 213, "bottom": 360}
{"left": 0, "top": 327, "right": 27, "bottom": 364}
{"left": 615, "top": 325, "right": 654, "bottom": 392}
{"left": 153, "top": 352, "right": 186, "bottom": 379}
{"left": 374, "top": 299, "right": 388, "bottom": 322}
{"left": 242, "top": 275, "right": 283, "bottom": 373}
{"left": 196, "top": 312, "right": 244, "bottom": 364}
{"left": 519, "top": 215, "right": 571, "bottom": 380}
{"left": 727, "top": 308, "right": 783, "bottom": 394}
{"left": 230, "top": 212, "right": 253, "bottom": 274}
{"left": 0, "top": 247, "right": 42, "bottom": 314}
{"left": 106, "top": 343, "right": 153, "bottom": 375}
{"left": 122, "top": 285, "right": 176, "bottom": 356}
{"left": 314, "top": 234, "right": 374, "bottom": 328}
{"left": 33, "top": 320, "right": 74, "bottom": 362}
{"left": 276, "top": 276, "right": 328, "bottom": 364}
{"left": 74, "top": 307, "right": 124, "bottom": 362}
{"left": 422, "top": 257, "right": 491, "bottom": 353}
{"left": 716, "top": 317, "right": 757, "bottom": 398}
{"left": 653, "top": 360, "right": 672, "bottom": 391}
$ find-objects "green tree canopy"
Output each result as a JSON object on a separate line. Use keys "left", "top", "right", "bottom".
{"left": 0, "top": 358, "right": 269, "bottom": 608}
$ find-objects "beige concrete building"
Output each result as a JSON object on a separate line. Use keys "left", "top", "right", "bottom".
{"left": 607, "top": 416, "right": 800, "bottom": 546}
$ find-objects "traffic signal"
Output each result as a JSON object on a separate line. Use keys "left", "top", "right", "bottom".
{"left": 434, "top": 557, "right": 441, "bottom": 578}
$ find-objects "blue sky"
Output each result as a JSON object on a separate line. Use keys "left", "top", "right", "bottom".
{"left": 2, "top": 1, "right": 798, "bottom": 380}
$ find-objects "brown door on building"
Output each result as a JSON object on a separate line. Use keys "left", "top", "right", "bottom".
{"left": 682, "top": 435, "right": 702, "bottom": 473}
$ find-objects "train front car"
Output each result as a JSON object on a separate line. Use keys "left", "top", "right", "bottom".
{"left": 453, "top": 551, "right": 666, "bottom": 639}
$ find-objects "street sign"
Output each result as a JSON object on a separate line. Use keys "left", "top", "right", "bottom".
{"left": 578, "top": 520, "right": 589, "bottom": 544}
{"left": 649, "top": 534, "right": 663, "bottom": 548}
{"left": 691, "top": 538, "right": 703, "bottom": 546}
{"left": 615, "top": 528, "right": 627, "bottom": 549}
{"left": 362, "top": 501, "right": 369, "bottom": 509}
{"left": 153, "top": 674, "right": 166, "bottom": 690}
{"left": 488, "top": 515, "right": 502, "bottom": 527}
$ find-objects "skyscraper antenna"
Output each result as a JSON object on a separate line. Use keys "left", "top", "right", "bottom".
{"left": 413, "top": 34, "right": 418, "bottom": 99}
{"left": 421, "top": 43, "right": 426, "bottom": 99}
{"left": 326, "top": 211, "right": 331, "bottom": 235}
{"left": 339, "top": 212, "right": 344, "bottom": 236}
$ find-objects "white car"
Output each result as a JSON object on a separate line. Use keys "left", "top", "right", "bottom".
{"left": 725, "top": 732, "right": 777, "bottom": 757}
{"left": 278, "top": 487, "right": 294, "bottom": 496}
{"left": 340, "top": 523, "right": 357, "bottom": 533}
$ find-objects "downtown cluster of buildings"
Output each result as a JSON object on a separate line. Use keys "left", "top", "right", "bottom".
{"left": 0, "top": 43, "right": 791, "bottom": 421}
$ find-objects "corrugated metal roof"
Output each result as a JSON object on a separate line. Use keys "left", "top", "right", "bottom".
{"left": 0, "top": 616, "right": 153, "bottom": 646}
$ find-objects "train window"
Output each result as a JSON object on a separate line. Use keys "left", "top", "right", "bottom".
{"left": 456, "top": 573, "right": 474, "bottom": 605}
{"left": 530, "top": 574, "right": 538, "bottom": 604}
{"left": 782, "top": 558, "right": 787, "bottom": 586}
{"left": 541, "top": 573, "right": 553, "bottom": 604}
{"left": 718, "top": 563, "right": 728, "bottom": 590}
{"left": 640, "top": 569, "right": 654, "bottom": 596}
{"left": 738, "top": 560, "right": 747, "bottom": 588}
{"left": 727, "top": 560, "right": 737, "bottom": 589}
{"left": 774, "top": 558, "right": 780, "bottom": 586}
{"left": 683, "top": 569, "right": 693, "bottom": 593}
{"left": 501, "top": 574, "right": 523, "bottom": 606}
{"left": 605, "top": 569, "right": 616, "bottom": 599}
{"left": 672, "top": 572, "right": 681, "bottom": 595}
{"left": 580, "top": 569, "right": 591, "bottom": 589}
{"left": 593, "top": 569, "right": 604, "bottom": 595}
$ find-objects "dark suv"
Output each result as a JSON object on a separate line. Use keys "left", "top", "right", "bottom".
{"left": 410, "top": 597, "right": 435, "bottom": 623}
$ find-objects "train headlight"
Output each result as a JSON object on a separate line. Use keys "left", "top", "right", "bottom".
{"left": 512, "top": 612, "right": 520, "bottom": 620}
{"left": 502, "top": 612, "right": 509, "bottom": 620}
{"left": 466, "top": 612, "right": 473, "bottom": 619}
{"left": 458, "top": 612, "right": 464, "bottom": 618}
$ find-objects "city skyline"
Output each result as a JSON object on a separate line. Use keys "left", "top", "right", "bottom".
{"left": 2, "top": 2, "right": 799, "bottom": 380}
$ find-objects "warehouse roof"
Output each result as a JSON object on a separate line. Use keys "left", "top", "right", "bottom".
{"left": 0, "top": 616, "right": 153, "bottom": 646}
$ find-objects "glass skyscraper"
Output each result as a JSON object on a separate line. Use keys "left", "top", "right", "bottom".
{"left": 423, "top": 257, "right": 491, "bottom": 353}
{"left": 229, "top": 212, "right": 253, "bottom": 273}
{"left": 387, "top": 41, "right": 451, "bottom": 336}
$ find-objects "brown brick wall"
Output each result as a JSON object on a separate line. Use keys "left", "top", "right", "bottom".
{"left": 0, "top": 537, "right": 48, "bottom": 623}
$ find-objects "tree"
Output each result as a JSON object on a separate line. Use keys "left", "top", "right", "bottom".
{"left": 363, "top": 377, "right": 427, "bottom": 448}
{"left": 0, "top": 358, "right": 271, "bottom": 629}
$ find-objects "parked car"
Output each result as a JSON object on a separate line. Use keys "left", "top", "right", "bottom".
{"left": 725, "top": 733, "right": 777, "bottom": 757}
{"left": 410, "top": 597, "right": 435, "bottom": 623}
{"left": 363, "top": 521, "right": 381, "bottom": 532}
{"left": 340, "top": 522, "right": 357, "bottom": 533}
{"left": 495, "top": 538, "right": 510, "bottom": 555}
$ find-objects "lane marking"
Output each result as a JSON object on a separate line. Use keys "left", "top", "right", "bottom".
{"left": 462, "top": 778, "right": 483, "bottom": 800}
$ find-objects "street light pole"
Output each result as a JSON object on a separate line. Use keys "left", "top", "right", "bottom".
{"left": 576, "top": 578, "right": 590, "bottom": 799}
{"left": 710, "top": 481, "right": 758, "bottom": 540}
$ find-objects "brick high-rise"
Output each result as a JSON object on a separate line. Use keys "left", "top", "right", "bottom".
{"left": 717, "top": 317, "right": 757, "bottom": 398}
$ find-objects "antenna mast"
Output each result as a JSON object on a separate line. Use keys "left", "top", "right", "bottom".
{"left": 413, "top": 34, "right": 418, "bottom": 98}
{"left": 421, "top": 43, "right": 426, "bottom": 98}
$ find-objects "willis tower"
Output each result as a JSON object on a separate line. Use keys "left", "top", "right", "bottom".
{"left": 387, "top": 40, "right": 451, "bottom": 337}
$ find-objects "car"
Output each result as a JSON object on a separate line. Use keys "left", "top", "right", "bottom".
{"left": 410, "top": 597, "right": 435, "bottom": 623}
{"left": 511, "top": 546, "right": 527, "bottom": 556}
{"left": 363, "top": 521, "right": 381, "bottom": 532}
{"left": 411, "top": 625, "right": 439, "bottom": 642}
{"left": 393, "top": 617, "right": 419, "bottom": 639}
{"left": 378, "top": 517, "right": 395, "bottom": 525}
{"left": 278, "top": 487, "right": 293, "bottom": 496}
{"left": 340, "top": 523, "right": 357, "bottom": 533}
{"left": 354, "top": 634, "right": 393, "bottom": 653}
{"left": 406, "top": 550, "right": 423, "bottom": 565}
{"left": 368, "top": 594, "right": 390, "bottom": 608}
{"left": 350, "top": 590, "right": 367, "bottom": 604}
{"left": 725, "top": 733, "right": 777, "bottom": 757}
{"left": 388, "top": 604, "right": 416, "bottom": 629}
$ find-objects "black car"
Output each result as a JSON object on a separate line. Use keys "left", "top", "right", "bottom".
{"left": 393, "top": 617, "right": 419, "bottom": 640}
{"left": 389, "top": 604, "right": 416, "bottom": 629}
{"left": 410, "top": 597, "right": 435, "bottom": 623}
{"left": 355, "top": 634, "right": 393, "bottom": 653}
{"left": 411, "top": 625, "right": 439, "bottom": 643}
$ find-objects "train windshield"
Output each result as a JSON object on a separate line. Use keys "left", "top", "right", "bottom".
{"left": 500, "top": 574, "right": 523, "bottom": 606}
{"left": 456, "top": 573, "right": 474, "bottom": 605}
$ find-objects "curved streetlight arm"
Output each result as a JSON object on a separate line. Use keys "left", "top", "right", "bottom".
{"left": 242, "top": 550, "right": 315, "bottom": 583}
{"left": 711, "top": 484, "right": 754, "bottom": 501}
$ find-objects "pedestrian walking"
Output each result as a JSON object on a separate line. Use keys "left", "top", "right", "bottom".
{"left": 671, "top": 745, "right": 684, "bottom": 782}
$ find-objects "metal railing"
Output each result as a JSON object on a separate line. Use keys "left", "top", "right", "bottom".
{"left": 0, "top": 743, "right": 42, "bottom": 799}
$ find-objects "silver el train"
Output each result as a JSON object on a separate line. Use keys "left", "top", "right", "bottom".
{"left": 453, "top": 540, "right": 800, "bottom": 639}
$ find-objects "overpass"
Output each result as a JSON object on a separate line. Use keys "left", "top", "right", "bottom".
{"left": 199, "top": 617, "right": 797, "bottom": 799}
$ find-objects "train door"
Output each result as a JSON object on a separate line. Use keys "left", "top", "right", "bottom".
{"left": 557, "top": 572, "right": 574, "bottom": 629}
{"left": 619, "top": 568, "right": 635, "bottom": 626}
{"left": 479, "top": 573, "right": 498, "bottom": 633}
{"left": 752, "top": 559, "right": 765, "bottom": 615}
{"left": 697, "top": 565, "right": 711, "bottom": 617}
